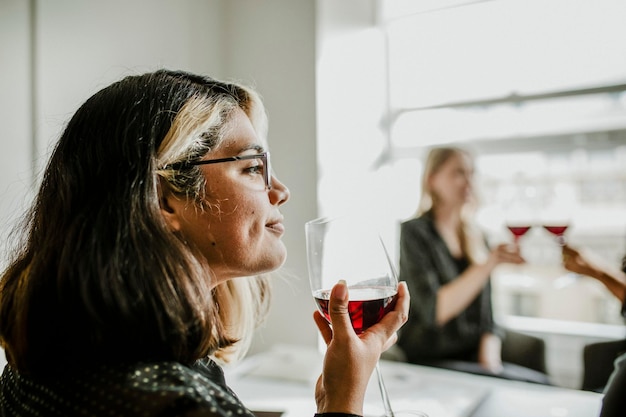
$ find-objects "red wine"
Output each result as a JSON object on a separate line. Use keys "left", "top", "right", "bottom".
{"left": 314, "top": 286, "right": 397, "bottom": 334}
{"left": 507, "top": 225, "right": 531, "bottom": 239}
{"left": 543, "top": 225, "right": 568, "bottom": 236}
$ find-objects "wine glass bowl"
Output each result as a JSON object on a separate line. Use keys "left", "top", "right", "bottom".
{"left": 313, "top": 286, "right": 398, "bottom": 335}
{"left": 305, "top": 216, "right": 398, "bottom": 334}
{"left": 541, "top": 223, "right": 577, "bottom": 289}
{"left": 506, "top": 224, "right": 532, "bottom": 243}
{"left": 543, "top": 224, "right": 569, "bottom": 246}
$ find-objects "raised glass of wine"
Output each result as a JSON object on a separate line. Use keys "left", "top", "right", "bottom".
{"left": 506, "top": 224, "right": 532, "bottom": 243}
{"left": 305, "top": 216, "right": 427, "bottom": 417}
{"left": 543, "top": 224, "right": 569, "bottom": 246}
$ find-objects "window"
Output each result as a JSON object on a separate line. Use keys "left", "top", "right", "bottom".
{"left": 380, "top": 0, "right": 626, "bottom": 325}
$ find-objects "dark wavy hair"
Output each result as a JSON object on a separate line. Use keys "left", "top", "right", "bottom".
{"left": 0, "top": 70, "right": 270, "bottom": 374}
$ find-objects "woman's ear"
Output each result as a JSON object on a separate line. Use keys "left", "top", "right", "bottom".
{"left": 158, "top": 180, "right": 182, "bottom": 232}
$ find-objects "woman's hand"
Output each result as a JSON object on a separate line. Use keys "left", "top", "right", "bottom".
{"left": 562, "top": 244, "right": 595, "bottom": 276}
{"left": 477, "top": 332, "right": 503, "bottom": 374}
{"left": 487, "top": 243, "right": 525, "bottom": 269}
{"left": 313, "top": 280, "right": 410, "bottom": 415}
{"left": 562, "top": 244, "right": 626, "bottom": 304}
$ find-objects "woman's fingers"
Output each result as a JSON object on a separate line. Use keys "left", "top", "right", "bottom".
{"left": 562, "top": 245, "right": 588, "bottom": 274}
{"left": 364, "top": 282, "right": 410, "bottom": 347}
{"left": 381, "top": 332, "right": 399, "bottom": 351}
{"left": 562, "top": 245, "right": 578, "bottom": 262}
{"left": 313, "top": 311, "right": 333, "bottom": 345}
{"left": 326, "top": 280, "right": 355, "bottom": 341}
{"left": 496, "top": 244, "right": 525, "bottom": 264}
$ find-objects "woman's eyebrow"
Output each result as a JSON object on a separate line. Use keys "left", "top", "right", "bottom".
{"left": 236, "top": 144, "right": 265, "bottom": 154}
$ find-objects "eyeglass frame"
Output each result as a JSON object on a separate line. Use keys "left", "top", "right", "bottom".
{"left": 168, "top": 151, "right": 271, "bottom": 190}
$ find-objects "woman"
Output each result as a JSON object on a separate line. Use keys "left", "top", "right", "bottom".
{"left": 396, "top": 147, "right": 526, "bottom": 377}
{"left": 0, "top": 70, "right": 409, "bottom": 417}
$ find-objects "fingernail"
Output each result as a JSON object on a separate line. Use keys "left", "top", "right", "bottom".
{"left": 334, "top": 280, "right": 348, "bottom": 300}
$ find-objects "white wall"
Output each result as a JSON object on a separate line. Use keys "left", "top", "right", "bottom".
{"left": 0, "top": 0, "right": 318, "bottom": 366}
{"left": 0, "top": 0, "right": 33, "bottom": 269}
{"left": 34, "top": 0, "right": 225, "bottom": 167}
{"left": 0, "top": 0, "right": 34, "bottom": 370}
{"left": 220, "top": 1, "right": 318, "bottom": 353}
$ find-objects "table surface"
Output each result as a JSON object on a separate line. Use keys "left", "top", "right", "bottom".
{"left": 224, "top": 345, "right": 603, "bottom": 417}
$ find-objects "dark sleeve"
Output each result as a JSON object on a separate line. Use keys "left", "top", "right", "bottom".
{"left": 397, "top": 220, "right": 443, "bottom": 360}
{"left": 479, "top": 280, "right": 500, "bottom": 337}
{"left": 399, "top": 221, "right": 442, "bottom": 330}
{"left": 477, "top": 239, "right": 502, "bottom": 339}
{"left": 600, "top": 353, "right": 626, "bottom": 417}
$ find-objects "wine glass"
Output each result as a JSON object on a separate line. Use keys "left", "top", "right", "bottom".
{"left": 543, "top": 224, "right": 569, "bottom": 246}
{"left": 544, "top": 224, "right": 577, "bottom": 288}
{"left": 539, "top": 191, "right": 571, "bottom": 247}
{"left": 502, "top": 181, "right": 538, "bottom": 245}
{"left": 305, "top": 216, "right": 427, "bottom": 417}
{"left": 541, "top": 222, "right": 577, "bottom": 288}
{"left": 506, "top": 224, "right": 532, "bottom": 244}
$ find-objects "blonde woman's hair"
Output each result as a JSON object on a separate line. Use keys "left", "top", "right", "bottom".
{"left": 416, "top": 146, "right": 487, "bottom": 264}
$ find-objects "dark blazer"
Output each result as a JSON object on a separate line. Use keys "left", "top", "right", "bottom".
{"left": 397, "top": 213, "right": 497, "bottom": 364}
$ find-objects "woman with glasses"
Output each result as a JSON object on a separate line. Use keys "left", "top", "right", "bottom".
{"left": 0, "top": 69, "right": 409, "bottom": 417}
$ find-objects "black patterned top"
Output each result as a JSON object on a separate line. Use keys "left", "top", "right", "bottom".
{"left": 0, "top": 358, "right": 254, "bottom": 417}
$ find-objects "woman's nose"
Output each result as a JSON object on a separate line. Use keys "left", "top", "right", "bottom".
{"left": 269, "top": 175, "right": 290, "bottom": 206}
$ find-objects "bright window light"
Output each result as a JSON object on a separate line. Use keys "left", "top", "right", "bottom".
{"left": 386, "top": 0, "right": 626, "bottom": 109}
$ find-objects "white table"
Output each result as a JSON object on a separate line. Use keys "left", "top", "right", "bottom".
{"left": 225, "top": 345, "right": 603, "bottom": 417}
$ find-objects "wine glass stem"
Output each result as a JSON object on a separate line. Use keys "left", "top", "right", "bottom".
{"left": 375, "top": 361, "right": 395, "bottom": 417}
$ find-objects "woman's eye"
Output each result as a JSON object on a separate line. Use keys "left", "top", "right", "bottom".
{"left": 245, "top": 164, "right": 264, "bottom": 175}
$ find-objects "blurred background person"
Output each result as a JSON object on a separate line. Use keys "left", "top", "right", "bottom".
{"left": 397, "top": 146, "right": 550, "bottom": 384}
{"left": 561, "top": 245, "right": 626, "bottom": 416}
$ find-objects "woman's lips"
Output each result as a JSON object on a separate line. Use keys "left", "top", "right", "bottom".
{"left": 266, "top": 221, "right": 285, "bottom": 235}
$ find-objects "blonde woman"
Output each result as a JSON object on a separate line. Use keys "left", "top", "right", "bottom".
{"left": 396, "top": 147, "right": 546, "bottom": 382}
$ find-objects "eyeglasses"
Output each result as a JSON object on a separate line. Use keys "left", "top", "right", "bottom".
{"left": 172, "top": 151, "right": 271, "bottom": 190}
